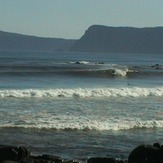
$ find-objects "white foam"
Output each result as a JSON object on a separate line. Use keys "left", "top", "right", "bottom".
{"left": 1, "top": 119, "right": 163, "bottom": 131}
{"left": 101, "top": 64, "right": 131, "bottom": 77}
{"left": 0, "top": 87, "right": 163, "bottom": 98}
{"left": 111, "top": 68, "right": 129, "bottom": 77}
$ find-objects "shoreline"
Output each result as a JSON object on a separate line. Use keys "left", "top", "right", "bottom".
{"left": 0, "top": 143, "right": 162, "bottom": 163}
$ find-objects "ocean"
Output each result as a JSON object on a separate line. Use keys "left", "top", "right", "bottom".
{"left": 0, "top": 50, "right": 163, "bottom": 162}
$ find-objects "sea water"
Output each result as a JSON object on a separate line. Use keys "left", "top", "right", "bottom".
{"left": 0, "top": 50, "right": 163, "bottom": 162}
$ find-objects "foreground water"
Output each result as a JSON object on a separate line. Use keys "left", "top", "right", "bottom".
{"left": 0, "top": 51, "right": 163, "bottom": 162}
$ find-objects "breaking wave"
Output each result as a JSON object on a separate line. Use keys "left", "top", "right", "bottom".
{"left": 1, "top": 120, "right": 163, "bottom": 131}
{"left": 1, "top": 87, "right": 163, "bottom": 98}
{"left": 1, "top": 62, "right": 163, "bottom": 78}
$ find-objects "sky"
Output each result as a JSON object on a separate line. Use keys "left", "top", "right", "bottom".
{"left": 0, "top": 0, "right": 163, "bottom": 39}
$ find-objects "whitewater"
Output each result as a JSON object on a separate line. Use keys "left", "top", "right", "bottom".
{"left": 0, "top": 51, "right": 163, "bottom": 161}
{"left": 1, "top": 87, "right": 163, "bottom": 98}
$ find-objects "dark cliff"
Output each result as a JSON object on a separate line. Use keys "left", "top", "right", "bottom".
{"left": 0, "top": 30, "right": 76, "bottom": 51}
{"left": 70, "top": 25, "right": 163, "bottom": 54}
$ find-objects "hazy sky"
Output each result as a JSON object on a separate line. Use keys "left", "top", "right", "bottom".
{"left": 0, "top": 0, "right": 163, "bottom": 39}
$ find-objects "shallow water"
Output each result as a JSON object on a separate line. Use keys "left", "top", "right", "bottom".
{"left": 0, "top": 51, "right": 163, "bottom": 161}
{"left": 0, "top": 127, "right": 162, "bottom": 161}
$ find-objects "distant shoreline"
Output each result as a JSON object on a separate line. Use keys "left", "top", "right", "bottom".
{"left": 1, "top": 25, "right": 163, "bottom": 54}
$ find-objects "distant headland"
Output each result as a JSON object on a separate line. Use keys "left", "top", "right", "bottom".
{"left": 70, "top": 25, "right": 163, "bottom": 54}
{"left": 1, "top": 25, "right": 163, "bottom": 54}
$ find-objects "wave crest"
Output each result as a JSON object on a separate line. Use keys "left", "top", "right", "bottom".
{"left": 1, "top": 87, "right": 163, "bottom": 98}
{"left": 1, "top": 120, "right": 163, "bottom": 131}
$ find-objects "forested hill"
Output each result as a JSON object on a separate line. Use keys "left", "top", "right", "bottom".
{"left": 70, "top": 25, "right": 163, "bottom": 54}
{"left": 0, "top": 30, "right": 76, "bottom": 52}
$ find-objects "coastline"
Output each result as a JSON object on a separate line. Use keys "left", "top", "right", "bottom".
{"left": 0, "top": 143, "right": 162, "bottom": 163}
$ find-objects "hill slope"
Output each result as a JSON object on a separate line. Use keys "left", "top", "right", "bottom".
{"left": 0, "top": 30, "right": 76, "bottom": 51}
{"left": 70, "top": 25, "right": 163, "bottom": 54}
